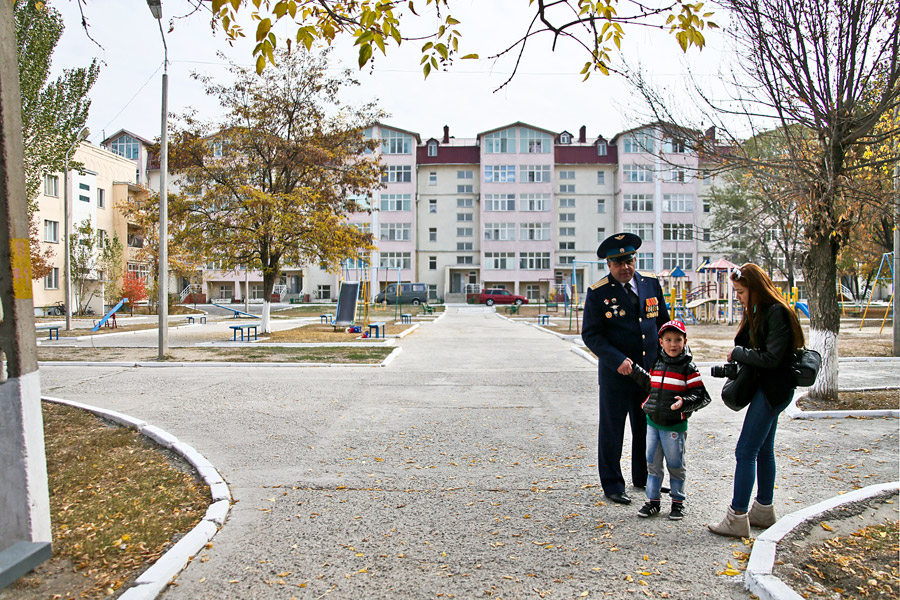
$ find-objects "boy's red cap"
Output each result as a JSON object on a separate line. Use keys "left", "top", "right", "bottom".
{"left": 658, "top": 320, "right": 687, "bottom": 337}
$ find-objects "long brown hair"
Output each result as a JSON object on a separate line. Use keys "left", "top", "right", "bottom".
{"left": 730, "top": 263, "right": 804, "bottom": 350}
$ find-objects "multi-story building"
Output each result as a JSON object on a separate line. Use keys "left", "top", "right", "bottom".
{"left": 31, "top": 142, "right": 151, "bottom": 315}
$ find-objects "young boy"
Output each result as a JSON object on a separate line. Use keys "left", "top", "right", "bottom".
{"left": 628, "top": 320, "right": 710, "bottom": 520}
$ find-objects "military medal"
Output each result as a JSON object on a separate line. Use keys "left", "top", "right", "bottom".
{"left": 619, "top": 310, "right": 626, "bottom": 316}
{"left": 645, "top": 297, "right": 659, "bottom": 319}
{"left": 605, "top": 311, "right": 612, "bottom": 318}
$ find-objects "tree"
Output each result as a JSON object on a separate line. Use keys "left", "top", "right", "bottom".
{"left": 630, "top": 0, "right": 900, "bottom": 401}
{"left": 168, "top": 48, "right": 382, "bottom": 332}
{"left": 120, "top": 271, "right": 148, "bottom": 310}
{"left": 210, "top": 0, "right": 717, "bottom": 84}
{"left": 69, "top": 219, "right": 124, "bottom": 315}
{"left": 16, "top": 0, "right": 99, "bottom": 279}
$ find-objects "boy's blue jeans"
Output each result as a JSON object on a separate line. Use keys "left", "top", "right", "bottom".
{"left": 731, "top": 388, "right": 791, "bottom": 512}
{"left": 645, "top": 425, "right": 686, "bottom": 502}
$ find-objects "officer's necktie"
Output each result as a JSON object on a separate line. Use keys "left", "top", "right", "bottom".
{"left": 625, "top": 282, "right": 640, "bottom": 312}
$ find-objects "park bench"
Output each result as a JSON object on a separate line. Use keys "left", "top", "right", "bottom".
{"left": 545, "top": 302, "right": 559, "bottom": 313}
{"left": 368, "top": 322, "right": 386, "bottom": 339}
{"left": 185, "top": 316, "right": 207, "bottom": 325}
{"left": 503, "top": 305, "right": 520, "bottom": 315}
{"left": 537, "top": 314, "right": 550, "bottom": 326}
{"left": 35, "top": 325, "right": 60, "bottom": 340}
{"left": 401, "top": 313, "right": 412, "bottom": 324}
{"left": 320, "top": 314, "right": 332, "bottom": 324}
{"left": 422, "top": 304, "right": 435, "bottom": 315}
{"left": 229, "top": 323, "right": 259, "bottom": 341}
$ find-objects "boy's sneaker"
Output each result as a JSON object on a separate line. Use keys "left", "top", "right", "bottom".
{"left": 637, "top": 501, "right": 661, "bottom": 518}
{"left": 669, "top": 502, "right": 685, "bottom": 521}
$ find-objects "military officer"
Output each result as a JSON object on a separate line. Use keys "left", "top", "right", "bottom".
{"left": 582, "top": 232, "right": 671, "bottom": 504}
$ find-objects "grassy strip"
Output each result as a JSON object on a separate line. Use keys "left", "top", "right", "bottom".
{"left": 37, "top": 345, "right": 394, "bottom": 364}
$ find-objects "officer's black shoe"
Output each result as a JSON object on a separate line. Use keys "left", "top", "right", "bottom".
{"left": 606, "top": 492, "right": 632, "bottom": 504}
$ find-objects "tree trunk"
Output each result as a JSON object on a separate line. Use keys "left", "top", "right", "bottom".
{"left": 260, "top": 266, "right": 278, "bottom": 333}
{"left": 804, "top": 236, "right": 841, "bottom": 401}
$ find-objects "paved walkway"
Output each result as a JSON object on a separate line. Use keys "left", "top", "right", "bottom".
{"left": 39, "top": 307, "right": 900, "bottom": 599}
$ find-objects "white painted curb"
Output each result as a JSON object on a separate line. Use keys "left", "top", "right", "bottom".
{"left": 745, "top": 481, "right": 900, "bottom": 600}
{"left": 41, "top": 396, "right": 232, "bottom": 600}
{"left": 786, "top": 388, "right": 900, "bottom": 420}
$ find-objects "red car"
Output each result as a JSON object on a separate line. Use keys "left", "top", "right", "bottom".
{"left": 469, "top": 288, "right": 529, "bottom": 306}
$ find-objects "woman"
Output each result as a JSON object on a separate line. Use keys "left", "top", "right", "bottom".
{"left": 709, "top": 263, "right": 804, "bottom": 538}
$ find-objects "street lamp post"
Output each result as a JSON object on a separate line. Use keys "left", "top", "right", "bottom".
{"left": 148, "top": 0, "right": 169, "bottom": 359}
{"left": 63, "top": 127, "right": 90, "bottom": 331}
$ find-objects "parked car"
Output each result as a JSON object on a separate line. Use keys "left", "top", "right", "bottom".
{"left": 468, "top": 288, "right": 528, "bottom": 306}
{"left": 375, "top": 282, "right": 429, "bottom": 305}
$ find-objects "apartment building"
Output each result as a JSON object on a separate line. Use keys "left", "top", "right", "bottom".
{"left": 31, "top": 142, "right": 151, "bottom": 314}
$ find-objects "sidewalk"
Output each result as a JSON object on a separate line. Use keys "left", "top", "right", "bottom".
{"left": 38, "top": 307, "right": 900, "bottom": 599}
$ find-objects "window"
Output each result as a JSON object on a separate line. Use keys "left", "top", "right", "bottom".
{"left": 44, "top": 267, "right": 59, "bottom": 289}
{"left": 559, "top": 170, "right": 575, "bottom": 180}
{"left": 351, "top": 194, "right": 371, "bottom": 210}
{"left": 457, "top": 227, "right": 473, "bottom": 237}
{"left": 623, "top": 132, "right": 653, "bottom": 153}
{"left": 353, "top": 222, "right": 371, "bottom": 235}
{"left": 559, "top": 198, "right": 575, "bottom": 208}
{"left": 597, "top": 140, "right": 608, "bottom": 156}
{"left": 316, "top": 285, "right": 332, "bottom": 300}
{"left": 559, "top": 241, "right": 575, "bottom": 251}
{"left": 98, "top": 229, "right": 107, "bottom": 247}
{"left": 429, "top": 199, "right": 437, "bottom": 213}
{"left": 559, "top": 213, "right": 575, "bottom": 222}
{"left": 381, "top": 130, "right": 412, "bottom": 154}
{"left": 702, "top": 228, "right": 710, "bottom": 242}
{"left": 667, "top": 167, "right": 687, "bottom": 183}
{"left": 663, "top": 252, "right": 694, "bottom": 270}
{"left": 623, "top": 164, "right": 653, "bottom": 182}
{"left": 484, "top": 223, "right": 516, "bottom": 241}
{"left": 127, "top": 262, "right": 150, "bottom": 280}
{"left": 97, "top": 188, "right": 105, "bottom": 208}
{"left": 457, "top": 198, "right": 474, "bottom": 208}
{"left": 79, "top": 194, "right": 90, "bottom": 203}
{"left": 79, "top": 183, "right": 90, "bottom": 191}
{"left": 663, "top": 194, "right": 694, "bottom": 212}
{"left": 428, "top": 284, "right": 437, "bottom": 299}
{"left": 484, "top": 128, "right": 515, "bottom": 153}
{"left": 456, "top": 212, "right": 474, "bottom": 222}
{"left": 520, "top": 222, "right": 550, "bottom": 241}
{"left": 457, "top": 256, "right": 473, "bottom": 264}
{"left": 623, "top": 194, "right": 653, "bottom": 212}
{"left": 663, "top": 138, "right": 686, "bottom": 153}
{"left": 559, "top": 133, "right": 571, "bottom": 144}
{"left": 484, "top": 194, "right": 516, "bottom": 212}
{"left": 111, "top": 134, "right": 140, "bottom": 160}
{"left": 559, "top": 184, "right": 575, "bottom": 193}
{"left": 380, "top": 194, "right": 411, "bottom": 211}
{"left": 380, "top": 223, "right": 411, "bottom": 241}
{"left": 520, "top": 193, "right": 549, "bottom": 212}
{"left": 382, "top": 165, "right": 412, "bottom": 183}
{"left": 485, "top": 252, "right": 516, "bottom": 269}
{"left": 519, "top": 252, "right": 550, "bottom": 270}
{"left": 597, "top": 227, "right": 606, "bottom": 241}
{"left": 457, "top": 242, "right": 473, "bottom": 251}
{"left": 624, "top": 222, "right": 654, "bottom": 241}
{"left": 429, "top": 171, "right": 437, "bottom": 186}
{"left": 559, "top": 227, "right": 575, "bottom": 236}
{"left": 484, "top": 165, "right": 516, "bottom": 183}
{"left": 559, "top": 256, "right": 575, "bottom": 265}
{"left": 457, "top": 184, "right": 474, "bottom": 194}
{"left": 597, "top": 198, "right": 606, "bottom": 213}
{"left": 429, "top": 227, "right": 437, "bottom": 242}
{"left": 427, "top": 141, "right": 438, "bottom": 157}
{"left": 212, "top": 140, "right": 223, "bottom": 157}
{"left": 380, "top": 252, "right": 411, "bottom": 269}
{"left": 703, "top": 199, "right": 711, "bottom": 213}
{"left": 457, "top": 170, "right": 474, "bottom": 179}
{"left": 43, "top": 220, "right": 59, "bottom": 243}
{"left": 663, "top": 223, "right": 693, "bottom": 241}
{"left": 429, "top": 256, "right": 437, "bottom": 270}
{"left": 43, "top": 174, "right": 59, "bottom": 197}
{"left": 764, "top": 228, "right": 782, "bottom": 243}
{"left": 520, "top": 129, "right": 551, "bottom": 153}
{"left": 522, "top": 164, "right": 550, "bottom": 182}
{"left": 636, "top": 252, "right": 654, "bottom": 271}
{"left": 596, "top": 171, "right": 605, "bottom": 185}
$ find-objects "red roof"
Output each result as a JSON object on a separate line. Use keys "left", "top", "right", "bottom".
{"left": 554, "top": 144, "right": 618, "bottom": 164}
{"left": 416, "top": 145, "right": 480, "bottom": 164}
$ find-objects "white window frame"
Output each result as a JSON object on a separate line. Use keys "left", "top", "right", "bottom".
{"left": 427, "top": 141, "right": 438, "bottom": 157}
{"left": 484, "top": 194, "right": 516, "bottom": 212}
{"left": 520, "top": 193, "right": 550, "bottom": 212}
{"left": 522, "top": 164, "right": 551, "bottom": 183}
{"left": 379, "top": 252, "right": 412, "bottom": 269}
{"left": 381, "top": 130, "right": 412, "bottom": 154}
{"left": 380, "top": 194, "right": 412, "bottom": 211}
{"left": 380, "top": 222, "right": 411, "bottom": 241}
{"left": 623, "top": 194, "right": 654, "bottom": 212}
{"left": 484, "top": 223, "right": 516, "bottom": 241}
{"left": 43, "top": 219, "right": 59, "bottom": 243}
{"left": 623, "top": 164, "right": 653, "bottom": 183}
{"left": 484, "top": 128, "right": 515, "bottom": 153}
{"left": 43, "top": 174, "right": 59, "bottom": 197}
{"left": 519, "top": 252, "right": 551, "bottom": 270}
{"left": 520, "top": 222, "right": 550, "bottom": 241}
{"left": 485, "top": 252, "right": 516, "bottom": 270}
{"left": 485, "top": 165, "right": 516, "bottom": 183}
{"left": 663, "top": 223, "right": 694, "bottom": 241}
{"left": 624, "top": 222, "right": 654, "bottom": 241}
{"left": 662, "top": 194, "right": 694, "bottom": 213}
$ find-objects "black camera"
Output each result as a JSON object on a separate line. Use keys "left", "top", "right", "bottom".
{"left": 710, "top": 362, "right": 739, "bottom": 379}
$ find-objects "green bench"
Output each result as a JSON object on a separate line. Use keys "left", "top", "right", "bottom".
{"left": 422, "top": 305, "right": 435, "bottom": 315}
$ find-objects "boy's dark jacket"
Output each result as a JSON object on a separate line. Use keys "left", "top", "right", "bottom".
{"left": 629, "top": 346, "right": 711, "bottom": 426}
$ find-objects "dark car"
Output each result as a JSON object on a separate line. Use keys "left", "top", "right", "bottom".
{"left": 475, "top": 288, "right": 528, "bottom": 307}
{"left": 375, "top": 282, "right": 429, "bottom": 305}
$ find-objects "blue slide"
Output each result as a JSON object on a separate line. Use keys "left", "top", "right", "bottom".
{"left": 795, "top": 302, "right": 810, "bottom": 318}
{"left": 92, "top": 298, "right": 127, "bottom": 331}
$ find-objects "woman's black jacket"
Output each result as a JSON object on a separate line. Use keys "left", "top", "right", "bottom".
{"left": 732, "top": 303, "right": 797, "bottom": 407}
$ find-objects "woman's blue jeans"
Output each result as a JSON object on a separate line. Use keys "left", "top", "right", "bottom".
{"left": 731, "top": 388, "right": 791, "bottom": 512}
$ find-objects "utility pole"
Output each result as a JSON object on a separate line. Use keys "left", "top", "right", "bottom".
{"left": 0, "top": 0, "right": 52, "bottom": 585}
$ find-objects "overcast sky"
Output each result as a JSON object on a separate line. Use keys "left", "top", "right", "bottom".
{"left": 50, "top": 0, "right": 734, "bottom": 146}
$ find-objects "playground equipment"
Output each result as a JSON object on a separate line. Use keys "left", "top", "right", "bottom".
{"left": 859, "top": 252, "right": 895, "bottom": 333}
{"left": 692, "top": 258, "right": 741, "bottom": 324}
{"left": 331, "top": 281, "right": 360, "bottom": 330}
{"left": 91, "top": 298, "right": 127, "bottom": 332}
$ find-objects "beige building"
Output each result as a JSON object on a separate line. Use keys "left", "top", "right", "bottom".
{"left": 32, "top": 142, "right": 150, "bottom": 316}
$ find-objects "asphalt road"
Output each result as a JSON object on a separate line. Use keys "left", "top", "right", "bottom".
{"left": 39, "top": 306, "right": 900, "bottom": 599}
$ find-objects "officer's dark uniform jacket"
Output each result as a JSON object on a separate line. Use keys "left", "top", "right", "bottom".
{"left": 628, "top": 346, "right": 711, "bottom": 427}
{"left": 582, "top": 271, "right": 671, "bottom": 375}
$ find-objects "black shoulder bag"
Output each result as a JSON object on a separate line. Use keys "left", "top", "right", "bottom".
{"left": 721, "top": 363, "right": 757, "bottom": 411}
{"left": 792, "top": 348, "right": 821, "bottom": 387}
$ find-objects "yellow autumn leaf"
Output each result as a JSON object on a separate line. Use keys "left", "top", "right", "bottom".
{"left": 821, "top": 522, "right": 834, "bottom": 531}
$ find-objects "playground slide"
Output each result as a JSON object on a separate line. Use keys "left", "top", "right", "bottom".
{"left": 795, "top": 302, "right": 810, "bottom": 318}
{"left": 91, "top": 298, "right": 128, "bottom": 331}
{"left": 332, "top": 282, "right": 360, "bottom": 327}
{"left": 685, "top": 297, "right": 717, "bottom": 309}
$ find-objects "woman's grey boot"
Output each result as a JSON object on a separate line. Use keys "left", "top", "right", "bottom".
{"left": 708, "top": 506, "right": 751, "bottom": 538}
{"left": 748, "top": 500, "right": 777, "bottom": 528}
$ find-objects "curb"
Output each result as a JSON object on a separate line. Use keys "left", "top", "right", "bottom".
{"left": 745, "top": 481, "right": 900, "bottom": 600}
{"left": 41, "top": 396, "right": 232, "bottom": 600}
{"left": 785, "top": 388, "right": 900, "bottom": 420}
